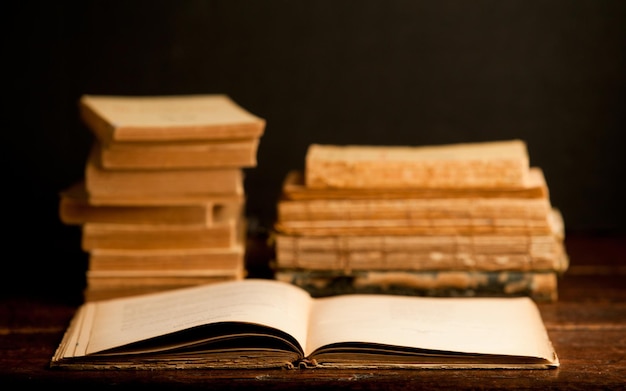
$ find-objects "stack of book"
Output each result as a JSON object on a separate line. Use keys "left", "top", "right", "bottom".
{"left": 272, "top": 140, "right": 569, "bottom": 302}
{"left": 59, "top": 94, "right": 265, "bottom": 301}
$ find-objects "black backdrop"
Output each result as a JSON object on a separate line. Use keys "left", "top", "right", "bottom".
{"left": 6, "top": 1, "right": 625, "bottom": 296}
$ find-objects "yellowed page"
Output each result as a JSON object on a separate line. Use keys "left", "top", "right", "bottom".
{"left": 306, "top": 295, "right": 556, "bottom": 361}
{"left": 82, "top": 279, "right": 312, "bottom": 355}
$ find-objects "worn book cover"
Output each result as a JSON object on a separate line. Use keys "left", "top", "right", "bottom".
{"left": 88, "top": 246, "right": 245, "bottom": 272}
{"left": 282, "top": 167, "right": 549, "bottom": 200}
{"left": 274, "top": 208, "right": 563, "bottom": 237}
{"left": 305, "top": 140, "right": 530, "bottom": 189}
{"left": 273, "top": 235, "right": 569, "bottom": 273}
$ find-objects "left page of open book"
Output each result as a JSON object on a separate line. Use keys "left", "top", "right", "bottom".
{"left": 67, "top": 279, "right": 312, "bottom": 357}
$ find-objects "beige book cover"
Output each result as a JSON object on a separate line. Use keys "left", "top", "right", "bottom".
{"left": 274, "top": 208, "right": 562, "bottom": 237}
{"left": 305, "top": 140, "right": 530, "bottom": 189}
{"left": 88, "top": 246, "right": 244, "bottom": 272}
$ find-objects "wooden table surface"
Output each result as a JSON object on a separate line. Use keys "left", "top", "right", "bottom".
{"left": 1, "top": 232, "right": 624, "bottom": 390}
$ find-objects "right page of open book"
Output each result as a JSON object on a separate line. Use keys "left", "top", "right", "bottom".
{"left": 306, "top": 295, "right": 556, "bottom": 362}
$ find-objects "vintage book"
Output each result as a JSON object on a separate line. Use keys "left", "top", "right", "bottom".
{"left": 51, "top": 278, "right": 559, "bottom": 369}
{"left": 88, "top": 246, "right": 244, "bottom": 272}
{"left": 273, "top": 269, "right": 560, "bottom": 302}
{"left": 98, "top": 138, "right": 260, "bottom": 170}
{"left": 273, "top": 231, "right": 563, "bottom": 254}
{"left": 79, "top": 94, "right": 266, "bottom": 143}
{"left": 273, "top": 236, "right": 569, "bottom": 273}
{"left": 85, "top": 145, "right": 243, "bottom": 200}
{"left": 274, "top": 208, "right": 562, "bottom": 236}
{"left": 277, "top": 196, "right": 553, "bottom": 222}
{"left": 81, "top": 202, "right": 243, "bottom": 251}
{"left": 305, "top": 140, "right": 530, "bottom": 189}
{"left": 81, "top": 217, "right": 243, "bottom": 251}
{"left": 59, "top": 181, "right": 242, "bottom": 226}
{"left": 282, "top": 167, "right": 549, "bottom": 200}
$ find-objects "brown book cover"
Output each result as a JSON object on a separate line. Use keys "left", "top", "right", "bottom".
{"left": 79, "top": 94, "right": 265, "bottom": 143}
{"left": 282, "top": 167, "right": 549, "bottom": 200}
{"left": 85, "top": 145, "right": 243, "bottom": 200}
{"left": 277, "top": 196, "right": 553, "bottom": 222}
{"left": 59, "top": 181, "right": 242, "bottom": 226}
{"left": 81, "top": 203, "right": 243, "bottom": 251}
{"left": 98, "top": 138, "right": 260, "bottom": 170}
{"left": 274, "top": 208, "right": 562, "bottom": 237}
{"left": 88, "top": 247, "right": 245, "bottom": 272}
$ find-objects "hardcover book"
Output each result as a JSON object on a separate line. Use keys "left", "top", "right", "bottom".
{"left": 59, "top": 181, "right": 242, "bottom": 226}
{"left": 273, "top": 208, "right": 563, "bottom": 236}
{"left": 282, "top": 168, "right": 549, "bottom": 200}
{"left": 79, "top": 94, "right": 265, "bottom": 143}
{"left": 85, "top": 145, "right": 243, "bottom": 200}
{"left": 305, "top": 140, "right": 530, "bottom": 189}
{"left": 98, "top": 138, "right": 260, "bottom": 170}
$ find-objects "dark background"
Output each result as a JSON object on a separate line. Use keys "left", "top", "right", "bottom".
{"left": 5, "top": 1, "right": 625, "bottom": 297}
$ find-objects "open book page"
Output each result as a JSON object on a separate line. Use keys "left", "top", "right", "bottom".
{"left": 306, "top": 295, "right": 556, "bottom": 362}
{"left": 78, "top": 279, "right": 312, "bottom": 356}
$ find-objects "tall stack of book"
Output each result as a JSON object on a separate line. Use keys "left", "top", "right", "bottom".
{"left": 59, "top": 94, "right": 265, "bottom": 301}
{"left": 272, "top": 140, "right": 569, "bottom": 302}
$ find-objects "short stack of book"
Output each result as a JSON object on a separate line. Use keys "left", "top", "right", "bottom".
{"left": 59, "top": 94, "right": 265, "bottom": 301}
{"left": 272, "top": 140, "right": 569, "bottom": 302}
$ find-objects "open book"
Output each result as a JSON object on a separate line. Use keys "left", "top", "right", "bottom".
{"left": 50, "top": 279, "right": 559, "bottom": 370}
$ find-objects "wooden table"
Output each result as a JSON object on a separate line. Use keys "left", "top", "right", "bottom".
{"left": 1, "top": 233, "right": 625, "bottom": 389}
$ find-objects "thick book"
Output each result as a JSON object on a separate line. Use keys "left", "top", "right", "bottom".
{"left": 85, "top": 145, "right": 243, "bottom": 200}
{"left": 282, "top": 168, "right": 549, "bottom": 200}
{"left": 274, "top": 208, "right": 563, "bottom": 236}
{"left": 273, "top": 269, "right": 560, "bottom": 302}
{"left": 81, "top": 221, "right": 241, "bottom": 251}
{"left": 79, "top": 94, "right": 266, "bottom": 143}
{"left": 273, "top": 235, "right": 569, "bottom": 273}
{"left": 305, "top": 140, "right": 530, "bottom": 189}
{"left": 98, "top": 138, "right": 260, "bottom": 170}
{"left": 59, "top": 181, "right": 242, "bottom": 226}
{"left": 51, "top": 279, "right": 559, "bottom": 369}
{"left": 277, "top": 196, "right": 553, "bottom": 222}
{"left": 88, "top": 246, "right": 244, "bottom": 272}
